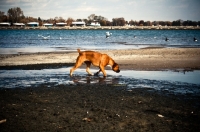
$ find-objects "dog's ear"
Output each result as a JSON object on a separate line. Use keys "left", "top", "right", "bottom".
{"left": 113, "top": 63, "right": 117, "bottom": 67}
{"left": 112, "top": 63, "right": 120, "bottom": 73}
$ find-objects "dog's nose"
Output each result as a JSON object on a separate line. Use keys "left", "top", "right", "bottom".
{"left": 117, "top": 70, "right": 120, "bottom": 73}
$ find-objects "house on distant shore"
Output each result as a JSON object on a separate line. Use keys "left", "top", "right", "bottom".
{"left": 0, "top": 22, "right": 11, "bottom": 27}
{"left": 87, "top": 21, "right": 101, "bottom": 26}
{"left": 56, "top": 22, "right": 67, "bottom": 27}
{"left": 13, "top": 23, "right": 25, "bottom": 27}
{"left": 43, "top": 23, "right": 53, "bottom": 27}
{"left": 27, "top": 22, "right": 39, "bottom": 27}
{"left": 71, "top": 21, "right": 85, "bottom": 27}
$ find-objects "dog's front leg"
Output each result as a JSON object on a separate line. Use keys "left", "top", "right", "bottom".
{"left": 100, "top": 66, "right": 107, "bottom": 77}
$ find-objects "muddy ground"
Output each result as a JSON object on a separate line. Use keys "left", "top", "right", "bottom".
{"left": 0, "top": 83, "right": 200, "bottom": 132}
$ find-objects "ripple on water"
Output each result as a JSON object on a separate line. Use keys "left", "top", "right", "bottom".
{"left": 0, "top": 68, "right": 200, "bottom": 96}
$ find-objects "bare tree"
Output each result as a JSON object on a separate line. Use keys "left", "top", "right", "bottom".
{"left": 112, "top": 17, "right": 126, "bottom": 26}
{"left": 7, "top": 7, "right": 24, "bottom": 23}
{"left": 88, "top": 14, "right": 95, "bottom": 20}
{"left": 66, "top": 17, "right": 74, "bottom": 26}
{"left": 0, "top": 11, "right": 7, "bottom": 22}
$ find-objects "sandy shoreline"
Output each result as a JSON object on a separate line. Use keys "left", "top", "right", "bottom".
{"left": 1, "top": 48, "right": 200, "bottom": 71}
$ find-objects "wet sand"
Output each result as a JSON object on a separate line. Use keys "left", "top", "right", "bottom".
{"left": 0, "top": 48, "right": 200, "bottom": 131}
{"left": 1, "top": 48, "right": 200, "bottom": 70}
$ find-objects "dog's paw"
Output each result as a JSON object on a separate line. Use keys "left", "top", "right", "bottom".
{"left": 88, "top": 73, "right": 94, "bottom": 76}
{"left": 94, "top": 72, "right": 99, "bottom": 76}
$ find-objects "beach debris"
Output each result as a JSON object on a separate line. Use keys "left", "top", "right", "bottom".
{"left": 157, "top": 114, "right": 164, "bottom": 118}
{"left": 116, "top": 114, "right": 120, "bottom": 117}
{"left": 82, "top": 117, "right": 92, "bottom": 122}
{"left": 0, "top": 119, "right": 6, "bottom": 124}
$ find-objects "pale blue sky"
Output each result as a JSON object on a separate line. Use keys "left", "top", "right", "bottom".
{"left": 0, "top": 0, "right": 200, "bottom": 21}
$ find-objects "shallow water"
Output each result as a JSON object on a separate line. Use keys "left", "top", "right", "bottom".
{"left": 0, "top": 29, "right": 200, "bottom": 54}
{"left": 0, "top": 67, "right": 199, "bottom": 95}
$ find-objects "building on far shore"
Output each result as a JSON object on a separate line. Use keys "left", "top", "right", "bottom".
{"left": 13, "top": 23, "right": 25, "bottom": 27}
{"left": 43, "top": 23, "right": 53, "bottom": 27}
{"left": 87, "top": 21, "right": 101, "bottom": 26}
{"left": 0, "top": 22, "right": 11, "bottom": 27}
{"left": 56, "top": 22, "right": 67, "bottom": 27}
{"left": 27, "top": 22, "right": 39, "bottom": 27}
{"left": 71, "top": 21, "right": 85, "bottom": 27}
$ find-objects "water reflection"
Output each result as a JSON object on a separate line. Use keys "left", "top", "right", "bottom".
{"left": 70, "top": 75, "right": 120, "bottom": 85}
{"left": 0, "top": 68, "right": 200, "bottom": 95}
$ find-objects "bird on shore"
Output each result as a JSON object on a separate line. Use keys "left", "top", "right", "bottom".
{"left": 194, "top": 37, "right": 197, "bottom": 41}
{"left": 106, "top": 32, "right": 112, "bottom": 38}
{"left": 165, "top": 37, "right": 169, "bottom": 41}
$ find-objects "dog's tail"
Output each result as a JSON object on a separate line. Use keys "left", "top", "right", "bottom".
{"left": 77, "top": 49, "right": 81, "bottom": 54}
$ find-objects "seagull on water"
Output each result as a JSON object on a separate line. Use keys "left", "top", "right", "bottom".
{"left": 106, "top": 32, "right": 112, "bottom": 38}
{"left": 194, "top": 37, "right": 197, "bottom": 41}
{"left": 41, "top": 35, "right": 50, "bottom": 39}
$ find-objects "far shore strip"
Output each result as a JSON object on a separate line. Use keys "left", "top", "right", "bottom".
{"left": 0, "top": 48, "right": 200, "bottom": 70}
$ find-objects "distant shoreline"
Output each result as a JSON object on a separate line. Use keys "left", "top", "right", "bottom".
{"left": 0, "top": 26, "right": 200, "bottom": 30}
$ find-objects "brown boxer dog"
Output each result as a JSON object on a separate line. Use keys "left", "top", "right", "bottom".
{"left": 70, "top": 49, "right": 120, "bottom": 77}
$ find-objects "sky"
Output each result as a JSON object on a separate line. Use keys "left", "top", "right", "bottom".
{"left": 0, "top": 0, "right": 200, "bottom": 21}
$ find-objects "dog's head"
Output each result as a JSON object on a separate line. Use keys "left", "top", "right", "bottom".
{"left": 112, "top": 63, "right": 120, "bottom": 73}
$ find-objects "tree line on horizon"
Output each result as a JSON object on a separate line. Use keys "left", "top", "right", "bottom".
{"left": 0, "top": 7, "right": 200, "bottom": 27}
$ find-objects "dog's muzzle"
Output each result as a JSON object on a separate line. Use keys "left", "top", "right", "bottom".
{"left": 116, "top": 70, "right": 120, "bottom": 73}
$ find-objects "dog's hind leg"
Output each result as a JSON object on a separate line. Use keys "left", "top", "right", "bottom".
{"left": 85, "top": 61, "right": 93, "bottom": 75}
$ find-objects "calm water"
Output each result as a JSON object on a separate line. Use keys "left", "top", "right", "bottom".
{"left": 0, "top": 68, "right": 200, "bottom": 95}
{"left": 0, "top": 29, "right": 200, "bottom": 54}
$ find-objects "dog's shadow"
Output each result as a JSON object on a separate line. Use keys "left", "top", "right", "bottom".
{"left": 70, "top": 74, "right": 120, "bottom": 85}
